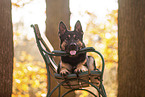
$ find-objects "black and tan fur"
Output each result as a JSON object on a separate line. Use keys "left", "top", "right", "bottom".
{"left": 58, "top": 20, "right": 95, "bottom": 76}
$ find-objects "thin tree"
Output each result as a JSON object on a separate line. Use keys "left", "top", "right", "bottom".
{"left": 118, "top": 0, "right": 145, "bottom": 97}
{"left": 45, "top": 0, "right": 75, "bottom": 97}
{"left": 0, "top": 0, "right": 13, "bottom": 96}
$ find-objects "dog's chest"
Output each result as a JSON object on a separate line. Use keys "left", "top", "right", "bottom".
{"left": 61, "top": 53, "right": 86, "bottom": 66}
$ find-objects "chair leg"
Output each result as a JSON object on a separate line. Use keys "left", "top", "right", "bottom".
{"left": 100, "top": 84, "right": 107, "bottom": 97}
{"left": 47, "top": 81, "right": 66, "bottom": 97}
{"left": 58, "top": 86, "right": 61, "bottom": 97}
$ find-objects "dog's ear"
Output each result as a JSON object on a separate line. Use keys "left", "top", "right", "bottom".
{"left": 59, "top": 21, "right": 67, "bottom": 36}
{"left": 74, "top": 20, "right": 83, "bottom": 34}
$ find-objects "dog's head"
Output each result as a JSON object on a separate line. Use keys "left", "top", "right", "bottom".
{"left": 58, "top": 20, "right": 85, "bottom": 56}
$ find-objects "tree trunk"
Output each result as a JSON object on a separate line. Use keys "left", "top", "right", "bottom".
{"left": 46, "top": 0, "right": 70, "bottom": 51}
{"left": 118, "top": 0, "right": 145, "bottom": 97}
{"left": 0, "top": 0, "right": 13, "bottom": 97}
{"left": 45, "top": 0, "right": 75, "bottom": 97}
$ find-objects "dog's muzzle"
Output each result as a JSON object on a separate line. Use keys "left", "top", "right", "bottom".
{"left": 69, "top": 43, "right": 78, "bottom": 55}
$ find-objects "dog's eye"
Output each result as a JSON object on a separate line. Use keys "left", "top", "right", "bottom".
{"left": 65, "top": 35, "right": 71, "bottom": 40}
{"left": 65, "top": 37, "right": 70, "bottom": 40}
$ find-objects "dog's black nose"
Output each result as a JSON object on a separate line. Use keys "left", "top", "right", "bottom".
{"left": 70, "top": 43, "right": 76, "bottom": 46}
{"left": 70, "top": 43, "right": 77, "bottom": 50}
{"left": 70, "top": 43, "right": 76, "bottom": 47}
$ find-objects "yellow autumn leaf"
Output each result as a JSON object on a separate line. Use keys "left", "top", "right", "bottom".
{"left": 22, "top": 84, "right": 28, "bottom": 91}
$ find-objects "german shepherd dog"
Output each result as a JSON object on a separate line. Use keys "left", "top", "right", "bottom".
{"left": 58, "top": 20, "right": 95, "bottom": 76}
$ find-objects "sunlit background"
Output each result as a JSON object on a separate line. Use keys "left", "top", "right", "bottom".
{"left": 12, "top": 0, "right": 118, "bottom": 97}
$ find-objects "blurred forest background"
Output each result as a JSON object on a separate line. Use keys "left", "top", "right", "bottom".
{"left": 12, "top": 0, "right": 118, "bottom": 97}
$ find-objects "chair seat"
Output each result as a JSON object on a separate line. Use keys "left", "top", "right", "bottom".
{"left": 55, "top": 70, "right": 101, "bottom": 89}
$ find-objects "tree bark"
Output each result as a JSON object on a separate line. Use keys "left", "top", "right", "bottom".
{"left": 46, "top": 0, "right": 70, "bottom": 51}
{"left": 45, "top": 0, "right": 75, "bottom": 97}
{"left": 0, "top": 0, "right": 13, "bottom": 97}
{"left": 118, "top": 0, "right": 145, "bottom": 97}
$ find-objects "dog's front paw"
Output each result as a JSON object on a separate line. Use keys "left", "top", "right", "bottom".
{"left": 74, "top": 66, "right": 88, "bottom": 73}
{"left": 60, "top": 69, "right": 70, "bottom": 76}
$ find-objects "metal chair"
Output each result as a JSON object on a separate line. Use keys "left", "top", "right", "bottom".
{"left": 31, "top": 24, "right": 107, "bottom": 97}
